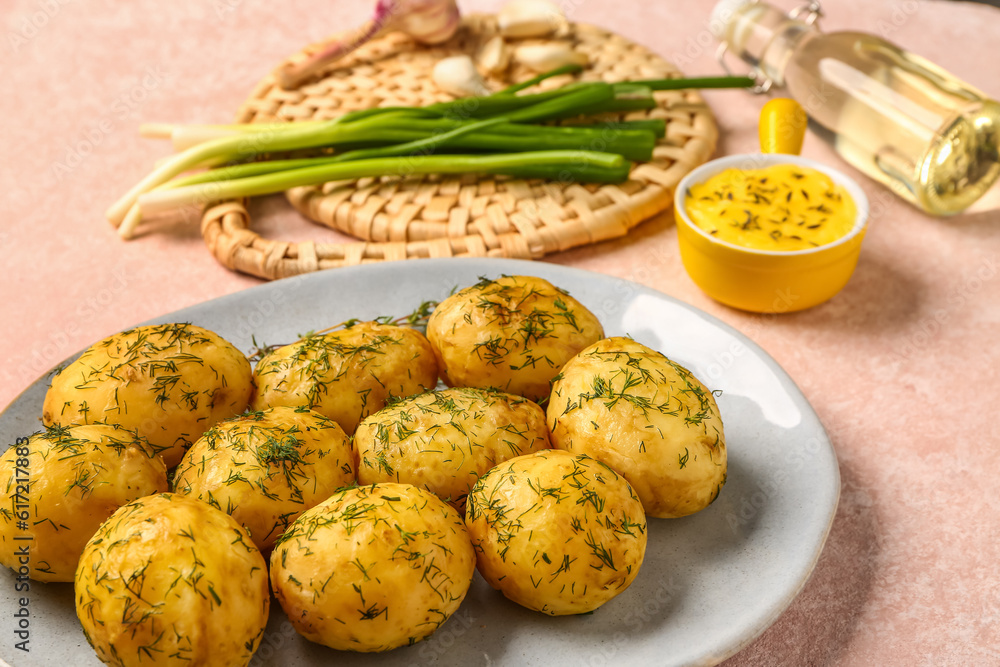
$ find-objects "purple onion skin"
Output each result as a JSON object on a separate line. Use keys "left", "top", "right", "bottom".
{"left": 278, "top": 0, "right": 460, "bottom": 88}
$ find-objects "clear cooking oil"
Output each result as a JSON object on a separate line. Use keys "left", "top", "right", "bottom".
{"left": 713, "top": 0, "right": 1000, "bottom": 216}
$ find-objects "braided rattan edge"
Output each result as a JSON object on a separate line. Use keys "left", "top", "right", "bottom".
{"left": 202, "top": 16, "right": 718, "bottom": 280}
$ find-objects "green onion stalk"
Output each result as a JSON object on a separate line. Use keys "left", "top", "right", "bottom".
{"left": 139, "top": 151, "right": 631, "bottom": 216}
{"left": 112, "top": 67, "right": 754, "bottom": 238}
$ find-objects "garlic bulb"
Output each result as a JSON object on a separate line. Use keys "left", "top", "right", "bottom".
{"left": 498, "top": 0, "right": 565, "bottom": 39}
{"left": 278, "top": 0, "right": 461, "bottom": 89}
{"left": 433, "top": 55, "right": 490, "bottom": 97}
{"left": 391, "top": 0, "right": 463, "bottom": 44}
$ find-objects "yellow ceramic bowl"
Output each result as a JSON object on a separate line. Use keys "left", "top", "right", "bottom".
{"left": 675, "top": 153, "right": 869, "bottom": 313}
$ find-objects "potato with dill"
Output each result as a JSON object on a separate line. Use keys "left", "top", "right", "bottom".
{"left": 547, "top": 336, "right": 726, "bottom": 518}
{"left": 355, "top": 387, "right": 550, "bottom": 509}
{"left": 43, "top": 323, "right": 254, "bottom": 468}
{"left": 426, "top": 275, "right": 604, "bottom": 402}
{"left": 172, "top": 406, "right": 355, "bottom": 552}
{"left": 0, "top": 423, "right": 167, "bottom": 583}
{"left": 252, "top": 321, "right": 438, "bottom": 434}
{"left": 270, "top": 482, "right": 475, "bottom": 652}
{"left": 465, "top": 449, "right": 647, "bottom": 615}
{"left": 75, "top": 493, "right": 269, "bottom": 667}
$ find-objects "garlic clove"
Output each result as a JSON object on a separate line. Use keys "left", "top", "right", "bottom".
{"left": 433, "top": 55, "right": 491, "bottom": 97}
{"left": 498, "top": 0, "right": 565, "bottom": 39}
{"left": 478, "top": 35, "right": 511, "bottom": 75}
{"left": 513, "top": 42, "right": 589, "bottom": 73}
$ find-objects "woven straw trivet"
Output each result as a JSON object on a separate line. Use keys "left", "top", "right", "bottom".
{"left": 201, "top": 14, "right": 718, "bottom": 280}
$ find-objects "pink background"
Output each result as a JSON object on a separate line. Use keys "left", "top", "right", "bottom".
{"left": 2, "top": 0, "right": 999, "bottom": 664}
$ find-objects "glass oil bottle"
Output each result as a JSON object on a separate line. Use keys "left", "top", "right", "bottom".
{"left": 711, "top": 0, "right": 1000, "bottom": 215}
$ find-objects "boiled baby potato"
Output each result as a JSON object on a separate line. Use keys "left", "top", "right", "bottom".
{"left": 426, "top": 275, "right": 604, "bottom": 402}
{"left": 75, "top": 493, "right": 269, "bottom": 667}
{"left": 0, "top": 423, "right": 167, "bottom": 582}
{"left": 355, "top": 387, "right": 550, "bottom": 509}
{"left": 270, "top": 482, "right": 475, "bottom": 652}
{"left": 547, "top": 336, "right": 727, "bottom": 518}
{"left": 43, "top": 323, "right": 254, "bottom": 468}
{"left": 252, "top": 321, "right": 438, "bottom": 434}
{"left": 465, "top": 449, "right": 647, "bottom": 615}
{"left": 172, "top": 406, "right": 356, "bottom": 551}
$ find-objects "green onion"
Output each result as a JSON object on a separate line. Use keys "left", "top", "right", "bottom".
{"left": 158, "top": 118, "right": 660, "bottom": 193}
{"left": 568, "top": 119, "right": 667, "bottom": 139}
{"left": 630, "top": 76, "right": 756, "bottom": 91}
{"left": 496, "top": 64, "right": 585, "bottom": 95}
{"left": 329, "top": 120, "right": 657, "bottom": 161}
{"left": 113, "top": 70, "right": 756, "bottom": 238}
{"left": 137, "top": 151, "right": 630, "bottom": 215}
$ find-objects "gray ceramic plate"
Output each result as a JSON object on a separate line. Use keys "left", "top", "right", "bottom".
{"left": 0, "top": 258, "right": 839, "bottom": 667}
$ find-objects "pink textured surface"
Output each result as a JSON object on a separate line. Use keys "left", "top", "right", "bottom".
{"left": 2, "top": 0, "right": 999, "bottom": 665}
